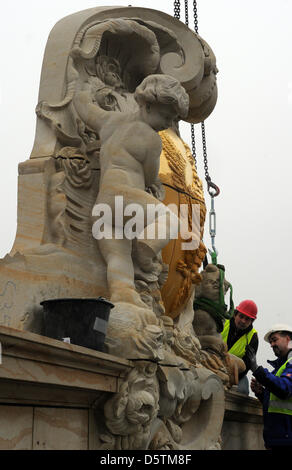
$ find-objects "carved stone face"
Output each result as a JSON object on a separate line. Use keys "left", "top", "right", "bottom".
{"left": 196, "top": 264, "right": 229, "bottom": 302}
{"left": 200, "top": 270, "right": 220, "bottom": 301}
{"left": 142, "top": 102, "right": 178, "bottom": 132}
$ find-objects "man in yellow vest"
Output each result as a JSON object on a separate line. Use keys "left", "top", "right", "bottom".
{"left": 221, "top": 299, "right": 258, "bottom": 395}
{"left": 250, "top": 324, "right": 292, "bottom": 449}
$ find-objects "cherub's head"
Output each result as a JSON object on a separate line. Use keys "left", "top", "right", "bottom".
{"left": 195, "top": 264, "right": 230, "bottom": 302}
{"left": 134, "top": 74, "right": 189, "bottom": 131}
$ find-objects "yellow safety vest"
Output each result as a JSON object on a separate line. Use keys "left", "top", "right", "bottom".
{"left": 221, "top": 319, "right": 257, "bottom": 359}
{"left": 268, "top": 357, "right": 292, "bottom": 416}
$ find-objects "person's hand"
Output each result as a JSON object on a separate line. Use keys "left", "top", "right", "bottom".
{"left": 251, "top": 377, "right": 264, "bottom": 395}
{"left": 245, "top": 346, "right": 259, "bottom": 372}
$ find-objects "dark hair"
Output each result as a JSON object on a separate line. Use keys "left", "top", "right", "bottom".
{"left": 279, "top": 331, "right": 292, "bottom": 340}
{"left": 233, "top": 310, "right": 254, "bottom": 326}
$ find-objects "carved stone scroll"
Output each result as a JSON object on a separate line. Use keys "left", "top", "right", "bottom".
{"left": 100, "top": 358, "right": 225, "bottom": 450}
{"left": 31, "top": 6, "right": 217, "bottom": 159}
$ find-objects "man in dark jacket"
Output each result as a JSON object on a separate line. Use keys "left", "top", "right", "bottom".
{"left": 249, "top": 324, "right": 292, "bottom": 449}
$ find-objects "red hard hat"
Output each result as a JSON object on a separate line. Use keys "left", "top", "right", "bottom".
{"left": 236, "top": 300, "right": 258, "bottom": 319}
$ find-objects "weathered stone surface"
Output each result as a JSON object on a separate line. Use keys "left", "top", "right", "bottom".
{"left": 0, "top": 6, "right": 242, "bottom": 450}
{"left": 0, "top": 6, "right": 216, "bottom": 338}
{"left": 30, "top": 6, "right": 217, "bottom": 160}
{"left": 193, "top": 264, "right": 246, "bottom": 388}
{"left": 0, "top": 326, "right": 264, "bottom": 450}
{"left": 0, "top": 406, "right": 33, "bottom": 450}
{"left": 33, "top": 408, "right": 88, "bottom": 450}
{"left": 222, "top": 390, "right": 265, "bottom": 450}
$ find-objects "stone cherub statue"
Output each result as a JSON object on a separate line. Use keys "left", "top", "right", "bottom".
{"left": 73, "top": 74, "right": 189, "bottom": 310}
{"left": 0, "top": 7, "right": 230, "bottom": 449}
{"left": 193, "top": 263, "right": 245, "bottom": 387}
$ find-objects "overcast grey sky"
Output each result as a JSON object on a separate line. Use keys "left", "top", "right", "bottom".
{"left": 1, "top": 0, "right": 292, "bottom": 371}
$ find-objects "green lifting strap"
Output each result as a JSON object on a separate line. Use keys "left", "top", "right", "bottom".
{"left": 210, "top": 250, "right": 218, "bottom": 266}
{"left": 194, "top": 264, "right": 234, "bottom": 333}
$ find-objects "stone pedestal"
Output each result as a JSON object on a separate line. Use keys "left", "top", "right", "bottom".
{"left": 0, "top": 325, "right": 265, "bottom": 450}
{"left": 0, "top": 325, "right": 131, "bottom": 450}
{"left": 222, "top": 389, "right": 265, "bottom": 450}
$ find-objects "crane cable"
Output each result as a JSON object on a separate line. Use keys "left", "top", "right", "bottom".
{"left": 174, "top": 0, "right": 220, "bottom": 265}
{"left": 174, "top": 0, "right": 235, "bottom": 325}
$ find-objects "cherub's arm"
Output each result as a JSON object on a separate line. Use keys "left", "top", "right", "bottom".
{"left": 143, "top": 131, "right": 162, "bottom": 189}
{"left": 73, "top": 86, "right": 114, "bottom": 135}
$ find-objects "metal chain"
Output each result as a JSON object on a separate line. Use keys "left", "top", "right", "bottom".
{"left": 174, "top": 0, "right": 220, "bottom": 263}
{"left": 201, "top": 122, "right": 209, "bottom": 184}
{"left": 174, "top": 0, "right": 181, "bottom": 19}
{"left": 190, "top": 123, "right": 197, "bottom": 168}
{"left": 181, "top": 0, "right": 198, "bottom": 168}
{"left": 193, "top": 0, "right": 199, "bottom": 33}
{"left": 192, "top": 1, "right": 219, "bottom": 197}
{"left": 191, "top": 0, "right": 200, "bottom": 173}
{"left": 175, "top": 1, "right": 219, "bottom": 196}
{"left": 201, "top": 121, "right": 220, "bottom": 197}
{"left": 191, "top": 0, "right": 198, "bottom": 168}
{"left": 184, "top": 0, "right": 189, "bottom": 26}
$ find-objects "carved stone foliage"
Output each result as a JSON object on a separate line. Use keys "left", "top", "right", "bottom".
{"left": 100, "top": 318, "right": 225, "bottom": 450}
{"left": 47, "top": 146, "right": 99, "bottom": 255}
{"left": 100, "top": 361, "right": 160, "bottom": 450}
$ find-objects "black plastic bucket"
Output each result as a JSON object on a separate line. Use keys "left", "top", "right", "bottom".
{"left": 41, "top": 297, "right": 114, "bottom": 352}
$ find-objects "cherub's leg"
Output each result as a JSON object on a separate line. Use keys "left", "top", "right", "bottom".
{"left": 98, "top": 233, "right": 146, "bottom": 307}
{"left": 135, "top": 205, "right": 180, "bottom": 272}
